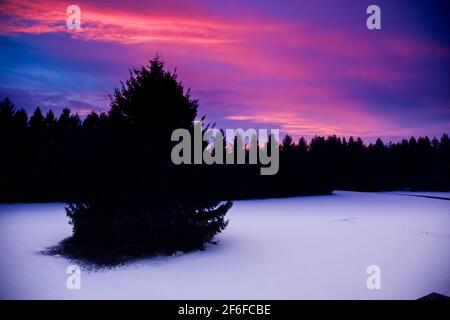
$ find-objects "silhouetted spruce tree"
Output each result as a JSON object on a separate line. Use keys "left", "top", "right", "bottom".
{"left": 13, "top": 108, "right": 28, "bottom": 129}
{"left": 62, "top": 56, "right": 232, "bottom": 263}
{"left": 29, "top": 107, "right": 46, "bottom": 133}
{"left": 44, "top": 110, "right": 56, "bottom": 129}
{"left": 0, "top": 97, "right": 15, "bottom": 128}
{"left": 82, "top": 111, "right": 100, "bottom": 129}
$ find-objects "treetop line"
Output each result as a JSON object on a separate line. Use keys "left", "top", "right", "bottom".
{"left": 171, "top": 122, "right": 280, "bottom": 176}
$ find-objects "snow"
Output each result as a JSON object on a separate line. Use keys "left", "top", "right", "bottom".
{"left": 383, "top": 191, "right": 450, "bottom": 199}
{"left": 0, "top": 191, "right": 449, "bottom": 300}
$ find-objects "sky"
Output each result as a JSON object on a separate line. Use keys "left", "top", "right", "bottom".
{"left": 0, "top": 0, "right": 449, "bottom": 141}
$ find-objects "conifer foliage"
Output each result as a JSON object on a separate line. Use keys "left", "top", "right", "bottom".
{"left": 62, "top": 57, "right": 232, "bottom": 263}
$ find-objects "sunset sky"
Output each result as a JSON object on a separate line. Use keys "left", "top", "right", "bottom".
{"left": 0, "top": 0, "right": 449, "bottom": 141}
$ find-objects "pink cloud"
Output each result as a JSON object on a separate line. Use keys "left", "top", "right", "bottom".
{"left": 1, "top": 0, "right": 448, "bottom": 139}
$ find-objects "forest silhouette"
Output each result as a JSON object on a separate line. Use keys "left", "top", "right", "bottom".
{"left": 0, "top": 57, "right": 449, "bottom": 263}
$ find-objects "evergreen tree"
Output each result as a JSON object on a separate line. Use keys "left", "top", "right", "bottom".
{"left": 63, "top": 57, "right": 232, "bottom": 263}
{"left": 13, "top": 108, "right": 28, "bottom": 129}
{"left": 44, "top": 110, "right": 57, "bottom": 129}
{"left": 82, "top": 111, "right": 100, "bottom": 129}
{"left": 0, "top": 97, "right": 15, "bottom": 128}
{"left": 29, "top": 107, "right": 45, "bottom": 131}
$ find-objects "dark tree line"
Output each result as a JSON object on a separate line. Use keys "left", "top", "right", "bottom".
{"left": 277, "top": 134, "right": 450, "bottom": 194}
{"left": 0, "top": 57, "right": 449, "bottom": 263}
{"left": 1, "top": 99, "right": 449, "bottom": 204}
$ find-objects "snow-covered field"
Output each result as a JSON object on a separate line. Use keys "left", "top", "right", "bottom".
{"left": 0, "top": 191, "right": 449, "bottom": 300}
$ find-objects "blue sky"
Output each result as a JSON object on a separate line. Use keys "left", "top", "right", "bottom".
{"left": 0, "top": 0, "right": 449, "bottom": 140}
